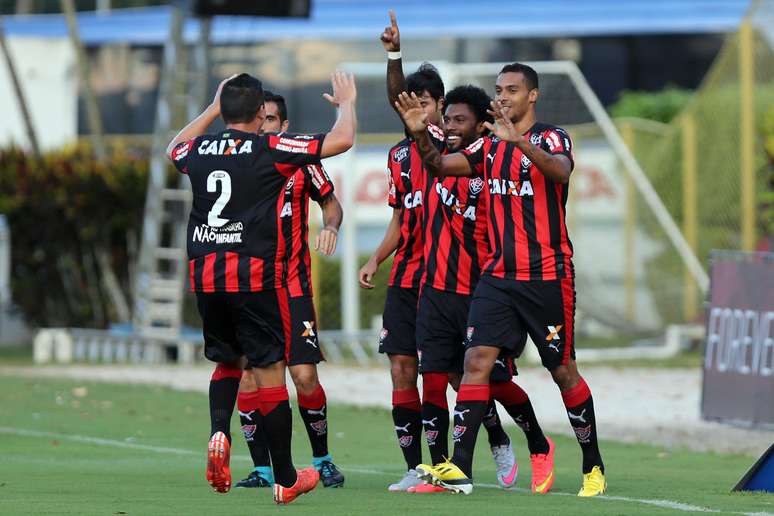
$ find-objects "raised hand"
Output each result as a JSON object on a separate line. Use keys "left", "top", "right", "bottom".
{"left": 380, "top": 10, "right": 400, "bottom": 52}
{"left": 210, "top": 74, "right": 239, "bottom": 114}
{"left": 394, "top": 92, "right": 428, "bottom": 134}
{"left": 484, "top": 100, "right": 524, "bottom": 144}
{"left": 323, "top": 71, "right": 357, "bottom": 107}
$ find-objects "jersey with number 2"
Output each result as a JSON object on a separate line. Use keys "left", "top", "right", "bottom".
{"left": 171, "top": 129, "right": 325, "bottom": 292}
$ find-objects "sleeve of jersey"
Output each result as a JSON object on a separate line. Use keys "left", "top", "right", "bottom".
{"left": 387, "top": 155, "right": 401, "bottom": 209}
{"left": 266, "top": 132, "right": 326, "bottom": 176}
{"left": 427, "top": 123, "right": 446, "bottom": 151}
{"left": 461, "top": 137, "right": 487, "bottom": 176}
{"left": 542, "top": 127, "right": 575, "bottom": 171}
{"left": 305, "top": 162, "right": 335, "bottom": 202}
{"left": 170, "top": 138, "right": 195, "bottom": 174}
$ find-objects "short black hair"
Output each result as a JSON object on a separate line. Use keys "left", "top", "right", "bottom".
{"left": 406, "top": 62, "right": 444, "bottom": 101}
{"left": 444, "top": 85, "right": 493, "bottom": 125}
{"left": 499, "top": 62, "right": 539, "bottom": 90}
{"left": 263, "top": 90, "right": 288, "bottom": 123}
{"left": 220, "top": 73, "right": 264, "bottom": 124}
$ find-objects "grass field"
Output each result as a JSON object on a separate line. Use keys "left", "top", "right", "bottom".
{"left": 0, "top": 375, "right": 771, "bottom": 515}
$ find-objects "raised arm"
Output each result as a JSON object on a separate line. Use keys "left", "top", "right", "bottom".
{"left": 485, "top": 101, "right": 572, "bottom": 183}
{"left": 395, "top": 92, "right": 473, "bottom": 177}
{"left": 320, "top": 71, "right": 358, "bottom": 158}
{"left": 315, "top": 193, "right": 343, "bottom": 256}
{"left": 380, "top": 10, "right": 405, "bottom": 112}
{"left": 359, "top": 209, "right": 401, "bottom": 289}
{"left": 165, "top": 75, "right": 236, "bottom": 159}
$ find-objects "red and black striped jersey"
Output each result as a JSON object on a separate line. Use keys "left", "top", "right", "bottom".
{"left": 461, "top": 123, "right": 575, "bottom": 281}
{"left": 278, "top": 163, "right": 334, "bottom": 298}
{"left": 386, "top": 124, "right": 445, "bottom": 289}
{"left": 171, "top": 129, "right": 325, "bottom": 292}
{"left": 421, "top": 174, "right": 489, "bottom": 295}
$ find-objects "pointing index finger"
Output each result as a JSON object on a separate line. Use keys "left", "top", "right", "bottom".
{"left": 389, "top": 10, "right": 397, "bottom": 29}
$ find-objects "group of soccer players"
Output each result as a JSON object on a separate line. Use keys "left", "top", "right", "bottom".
{"left": 362, "top": 12, "right": 606, "bottom": 497}
{"left": 164, "top": 9, "right": 605, "bottom": 506}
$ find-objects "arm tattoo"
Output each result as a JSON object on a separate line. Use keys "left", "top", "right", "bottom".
{"left": 387, "top": 58, "right": 406, "bottom": 107}
{"left": 415, "top": 131, "right": 443, "bottom": 177}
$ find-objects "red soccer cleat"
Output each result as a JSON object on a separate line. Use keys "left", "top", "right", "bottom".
{"left": 409, "top": 483, "right": 448, "bottom": 493}
{"left": 206, "top": 431, "right": 231, "bottom": 493}
{"left": 273, "top": 467, "right": 320, "bottom": 505}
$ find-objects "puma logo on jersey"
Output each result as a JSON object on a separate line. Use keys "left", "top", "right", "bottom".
{"left": 198, "top": 138, "right": 252, "bottom": 155}
{"left": 238, "top": 410, "right": 253, "bottom": 422}
{"left": 547, "top": 342, "right": 560, "bottom": 353}
{"left": 487, "top": 152, "right": 495, "bottom": 163}
{"left": 403, "top": 190, "right": 423, "bottom": 209}
{"left": 568, "top": 409, "right": 587, "bottom": 424}
{"left": 489, "top": 178, "right": 533, "bottom": 197}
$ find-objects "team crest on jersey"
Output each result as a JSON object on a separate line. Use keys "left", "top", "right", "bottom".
{"left": 469, "top": 177, "right": 484, "bottom": 195}
{"left": 452, "top": 425, "right": 466, "bottom": 440}
{"left": 529, "top": 133, "right": 542, "bottom": 146}
{"left": 466, "top": 326, "right": 475, "bottom": 341}
{"left": 309, "top": 420, "right": 328, "bottom": 436}
{"left": 398, "top": 435, "right": 414, "bottom": 448}
{"left": 173, "top": 141, "right": 191, "bottom": 161}
{"left": 520, "top": 155, "right": 532, "bottom": 168}
{"left": 392, "top": 146, "right": 409, "bottom": 163}
{"left": 241, "top": 424, "right": 257, "bottom": 440}
{"left": 425, "top": 430, "right": 439, "bottom": 445}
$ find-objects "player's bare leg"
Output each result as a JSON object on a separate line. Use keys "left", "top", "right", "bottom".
{"left": 206, "top": 358, "right": 244, "bottom": 493}
{"left": 388, "top": 353, "right": 424, "bottom": 492}
{"left": 235, "top": 370, "right": 273, "bottom": 488}
{"left": 250, "top": 361, "right": 319, "bottom": 504}
{"left": 288, "top": 363, "right": 345, "bottom": 488}
{"left": 549, "top": 359, "right": 606, "bottom": 496}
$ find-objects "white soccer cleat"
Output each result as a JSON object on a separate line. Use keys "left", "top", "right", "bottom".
{"left": 492, "top": 441, "right": 518, "bottom": 488}
{"left": 388, "top": 469, "right": 423, "bottom": 492}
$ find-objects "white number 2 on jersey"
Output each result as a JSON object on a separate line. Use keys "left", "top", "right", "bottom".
{"left": 206, "top": 170, "right": 232, "bottom": 227}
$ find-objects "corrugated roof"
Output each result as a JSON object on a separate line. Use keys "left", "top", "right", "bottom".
{"left": 2, "top": 0, "right": 752, "bottom": 45}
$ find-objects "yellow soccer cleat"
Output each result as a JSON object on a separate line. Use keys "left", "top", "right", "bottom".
{"left": 578, "top": 466, "right": 606, "bottom": 497}
{"left": 417, "top": 460, "right": 473, "bottom": 495}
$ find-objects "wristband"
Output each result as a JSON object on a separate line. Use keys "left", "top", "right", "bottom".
{"left": 387, "top": 51, "right": 402, "bottom": 60}
{"left": 323, "top": 226, "right": 339, "bottom": 235}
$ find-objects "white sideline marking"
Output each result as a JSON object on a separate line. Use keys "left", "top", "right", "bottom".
{"left": 1, "top": 426, "right": 770, "bottom": 516}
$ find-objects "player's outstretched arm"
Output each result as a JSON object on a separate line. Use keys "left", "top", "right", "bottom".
{"left": 165, "top": 74, "right": 236, "bottom": 160}
{"left": 485, "top": 101, "right": 572, "bottom": 183}
{"left": 394, "top": 92, "right": 472, "bottom": 177}
{"left": 320, "top": 71, "right": 357, "bottom": 158}
{"left": 315, "top": 193, "right": 343, "bottom": 256}
{"left": 381, "top": 10, "right": 406, "bottom": 113}
{"left": 359, "top": 209, "right": 401, "bottom": 289}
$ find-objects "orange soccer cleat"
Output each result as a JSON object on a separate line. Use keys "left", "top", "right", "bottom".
{"left": 206, "top": 431, "right": 232, "bottom": 493}
{"left": 530, "top": 436, "right": 555, "bottom": 494}
{"left": 273, "top": 467, "right": 320, "bottom": 505}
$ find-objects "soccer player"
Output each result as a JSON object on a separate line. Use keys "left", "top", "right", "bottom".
{"left": 382, "top": 12, "right": 555, "bottom": 494}
{"left": 166, "top": 71, "right": 357, "bottom": 504}
{"left": 395, "top": 63, "right": 607, "bottom": 497}
{"left": 234, "top": 90, "right": 345, "bottom": 490}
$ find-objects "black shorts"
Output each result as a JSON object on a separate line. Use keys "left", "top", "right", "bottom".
{"left": 286, "top": 295, "right": 324, "bottom": 366}
{"left": 466, "top": 275, "right": 576, "bottom": 371}
{"left": 196, "top": 289, "right": 291, "bottom": 368}
{"left": 416, "top": 286, "right": 515, "bottom": 382}
{"left": 378, "top": 286, "right": 418, "bottom": 357}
